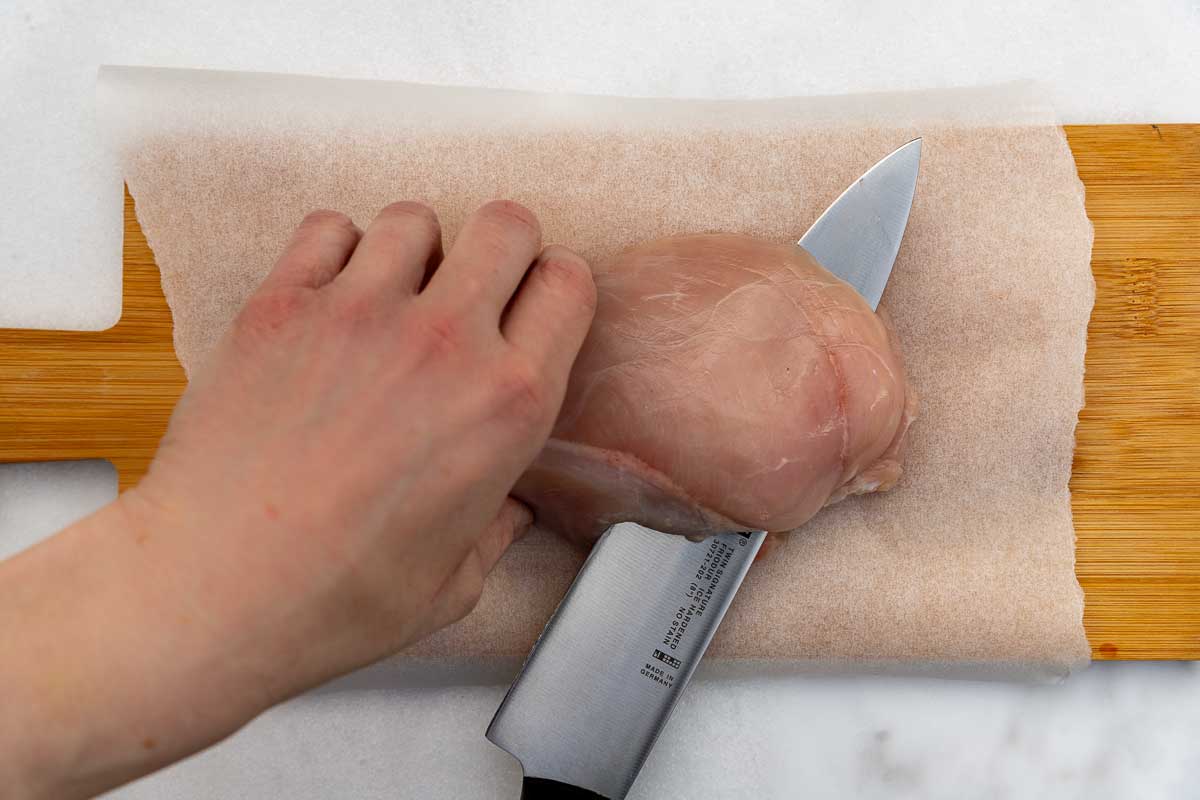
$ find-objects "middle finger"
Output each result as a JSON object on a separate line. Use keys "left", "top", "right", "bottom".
{"left": 424, "top": 200, "right": 542, "bottom": 321}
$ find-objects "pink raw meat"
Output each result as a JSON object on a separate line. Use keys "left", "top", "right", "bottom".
{"left": 513, "top": 234, "right": 916, "bottom": 545}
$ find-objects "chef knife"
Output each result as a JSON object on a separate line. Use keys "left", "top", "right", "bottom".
{"left": 487, "top": 138, "right": 923, "bottom": 800}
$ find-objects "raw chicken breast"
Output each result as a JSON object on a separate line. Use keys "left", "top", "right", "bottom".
{"left": 514, "top": 234, "right": 916, "bottom": 545}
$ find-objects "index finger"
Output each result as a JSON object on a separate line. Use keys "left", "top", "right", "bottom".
{"left": 261, "top": 210, "right": 362, "bottom": 291}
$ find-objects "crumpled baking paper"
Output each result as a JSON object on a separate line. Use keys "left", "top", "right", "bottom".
{"left": 98, "top": 66, "right": 1094, "bottom": 678}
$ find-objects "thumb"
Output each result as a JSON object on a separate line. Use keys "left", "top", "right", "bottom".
{"left": 473, "top": 497, "right": 533, "bottom": 576}
{"left": 432, "top": 498, "right": 533, "bottom": 631}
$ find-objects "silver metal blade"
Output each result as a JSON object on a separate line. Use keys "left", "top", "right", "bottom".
{"left": 798, "top": 138, "right": 922, "bottom": 311}
{"left": 487, "top": 141, "right": 920, "bottom": 799}
{"left": 487, "top": 523, "right": 765, "bottom": 799}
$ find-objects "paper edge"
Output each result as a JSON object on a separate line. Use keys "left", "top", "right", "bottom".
{"left": 97, "top": 67, "right": 1095, "bottom": 678}
{"left": 1058, "top": 121, "right": 1099, "bottom": 675}
{"left": 97, "top": 65, "right": 1058, "bottom": 142}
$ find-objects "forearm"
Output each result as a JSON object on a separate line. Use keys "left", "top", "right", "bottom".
{"left": 0, "top": 494, "right": 271, "bottom": 799}
{"left": 0, "top": 197, "right": 589, "bottom": 796}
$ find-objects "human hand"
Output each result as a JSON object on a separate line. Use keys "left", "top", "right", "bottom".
{"left": 126, "top": 199, "right": 596, "bottom": 703}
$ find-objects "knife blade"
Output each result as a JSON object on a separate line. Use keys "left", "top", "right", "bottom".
{"left": 798, "top": 138, "right": 922, "bottom": 311}
{"left": 488, "top": 524, "right": 764, "bottom": 799}
{"left": 487, "top": 139, "right": 923, "bottom": 800}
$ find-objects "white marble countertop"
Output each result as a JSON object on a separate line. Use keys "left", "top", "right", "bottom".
{"left": 5, "top": 464, "right": 1199, "bottom": 798}
{"left": 3, "top": 2, "right": 1199, "bottom": 796}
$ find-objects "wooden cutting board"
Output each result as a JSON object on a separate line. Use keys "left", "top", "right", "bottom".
{"left": 1, "top": 124, "right": 1197, "bottom": 660}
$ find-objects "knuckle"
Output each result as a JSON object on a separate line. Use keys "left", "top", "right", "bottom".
{"left": 478, "top": 199, "right": 541, "bottom": 241}
{"left": 409, "top": 308, "right": 469, "bottom": 359}
{"left": 235, "top": 288, "right": 308, "bottom": 338}
{"left": 536, "top": 250, "right": 597, "bottom": 313}
{"left": 492, "top": 357, "right": 553, "bottom": 428}
{"left": 472, "top": 229, "right": 522, "bottom": 269}
{"left": 330, "top": 289, "right": 377, "bottom": 328}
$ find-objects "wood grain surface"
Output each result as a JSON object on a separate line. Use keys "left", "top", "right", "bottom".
{"left": 1064, "top": 124, "right": 1200, "bottom": 660}
{"left": 0, "top": 192, "right": 185, "bottom": 490}
{"left": 1, "top": 125, "right": 1197, "bottom": 660}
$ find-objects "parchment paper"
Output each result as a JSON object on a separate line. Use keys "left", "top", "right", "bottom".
{"left": 98, "top": 67, "right": 1094, "bottom": 678}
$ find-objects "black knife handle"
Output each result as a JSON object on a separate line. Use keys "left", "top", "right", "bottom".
{"left": 521, "top": 776, "right": 607, "bottom": 799}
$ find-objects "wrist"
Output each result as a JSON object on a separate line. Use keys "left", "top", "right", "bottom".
{"left": 0, "top": 493, "right": 275, "bottom": 798}
{"left": 116, "top": 484, "right": 283, "bottom": 713}
{"left": 118, "top": 479, "right": 345, "bottom": 707}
